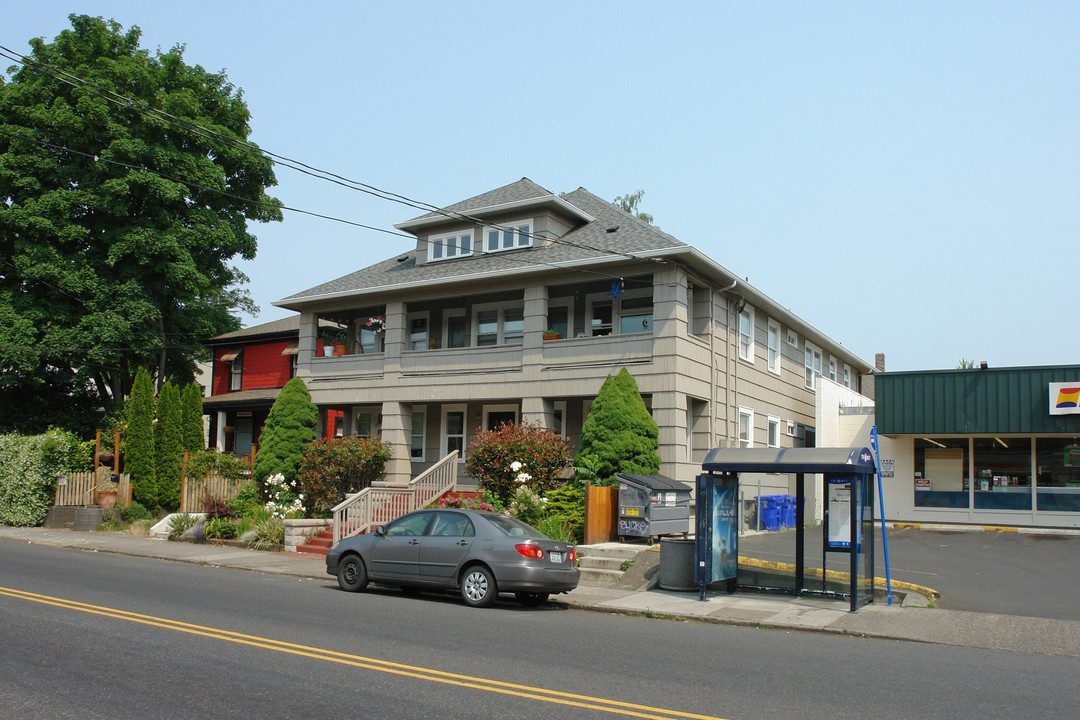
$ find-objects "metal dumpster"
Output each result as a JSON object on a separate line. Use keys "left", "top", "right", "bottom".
{"left": 616, "top": 473, "right": 691, "bottom": 543}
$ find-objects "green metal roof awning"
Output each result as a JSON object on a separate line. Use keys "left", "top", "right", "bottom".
{"left": 701, "top": 447, "right": 876, "bottom": 475}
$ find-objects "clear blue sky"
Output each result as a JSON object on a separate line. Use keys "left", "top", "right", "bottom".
{"left": 7, "top": 2, "right": 1078, "bottom": 372}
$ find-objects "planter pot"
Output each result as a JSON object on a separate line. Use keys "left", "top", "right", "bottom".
{"left": 334, "top": 343, "right": 347, "bottom": 356}
{"left": 543, "top": 333, "right": 562, "bottom": 340}
{"left": 322, "top": 345, "right": 335, "bottom": 356}
{"left": 97, "top": 491, "right": 117, "bottom": 510}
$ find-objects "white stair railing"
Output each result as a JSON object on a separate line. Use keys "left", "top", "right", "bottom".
{"left": 332, "top": 451, "right": 459, "bottom": 544}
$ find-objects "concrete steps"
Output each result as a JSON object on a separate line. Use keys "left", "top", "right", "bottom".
{"left": 296, "top": 529, "right": 334, "bottom": 556}
{"left": 576, "top": 542, "right": 650, "bottom": 587}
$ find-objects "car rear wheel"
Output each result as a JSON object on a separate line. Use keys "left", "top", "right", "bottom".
{"left": 461, "top": 565, "right": 496, "bottom": 608}
{"left": 337, "top": 555, "right": 367, "bottom": 592}
{"left": 515, "top": 592, "right": 549, "bottom": 607}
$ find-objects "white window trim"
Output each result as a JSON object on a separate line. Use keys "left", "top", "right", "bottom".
{"left": 786, "top": 329, "right": 799, "bottom": 347}
{"left": 471, "top": 302, "right": 524, "bottom": 347}
{"left": 229, "top": 353, "right": 243, "bottom": 391}
{"left": 738, "top": 305, "right": 755, "bottom": 363}
{"left": 828, "top": 357, "right": 837, "bottom": 382}
{"left": 484, "top": 218, "right": 533, "bottom": 253}
{"left": 410, "top": 405, "right": 426, "bottom": 462}
{"left": 843, "top": 364, "right": 852, "bottom": 389}
{"left": 442, "top": 404, "right": 467, "bottom": 462}
{"left": 427, "top": 229, "right": 474, "bottom": 262}
{"left": 406, "top": 310, "right": 430, "bottom": 351}
{"left": 767, "top": 319, "right": 781, "bottom": 375}
{"left": 767, "top": 415, "right": 781, "bottom": 448}
{"left": 738, "top": 406, "right": 754, "bottom": 448}
{"left": 586, "top": 288, "right": 653, "bottom": 337}
{"left": 805, "top": 341, "right": 823, "bottom": 391}
{"left": 482, "top": 403, "right": 519, "bottom": 433}
{"left": 443, "top": 308, "right": 467, "bottom": 349}
{"left": 553, "top": 400, "right": 567, "bottom": 438}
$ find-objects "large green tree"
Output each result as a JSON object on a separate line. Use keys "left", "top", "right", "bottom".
{"left": 0, "top": 15, "right": 281, "bottom": 431}
{"left": 574, "top": 368, "right": 661, "bottom": 483}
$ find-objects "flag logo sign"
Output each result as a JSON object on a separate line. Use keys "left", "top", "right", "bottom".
{"left": 1049, "top": 383, "right": 1080, "bottom": 415}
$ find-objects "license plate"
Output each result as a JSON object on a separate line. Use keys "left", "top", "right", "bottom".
{"left": 549, "top": 551, "right": 563, "bottom": 563}
{"left": 624, "top": 508, "right": 640, "bottom": 516}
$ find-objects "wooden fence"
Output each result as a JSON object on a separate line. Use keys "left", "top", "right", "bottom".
{"left": 55, "top": 472, "right": 132, "bottom": 507}
{"left": 180, "top": 473, "right": 246, "bottom": 513}
{"left": 584, "top": 484, "right": 618, "bottom": 544}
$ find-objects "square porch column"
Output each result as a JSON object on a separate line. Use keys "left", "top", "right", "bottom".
{"left": 379, "top": 401, "right": 412, "bottom": 487}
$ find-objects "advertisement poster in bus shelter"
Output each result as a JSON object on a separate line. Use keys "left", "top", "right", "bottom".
{"left": 711, "top": 476, "right": 738, "bottom": 582}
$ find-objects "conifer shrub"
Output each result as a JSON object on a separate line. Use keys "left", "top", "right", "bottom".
{"left": 574, "top": 367, "right": 661, "bottom": 485}
{"left": 154, "top": 381, "right": 182, "bottom": 509}
{"left": 126, "top": 367, "right": 158, "bottom": 508}
{"left": 180, "top": 382, "right": 205, "bottom": 453}
{"left": 252, "top": 377, "right": 318, "bottom": 484}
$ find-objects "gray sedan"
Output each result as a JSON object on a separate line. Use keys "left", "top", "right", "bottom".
{"left": 325, "top": 508, "right": 580, "bottom": 607}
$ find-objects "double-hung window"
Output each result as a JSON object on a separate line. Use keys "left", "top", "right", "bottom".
{"left": 407, "top": 312, "right": 429, "bottom": 351}
{"left": 410, "top": 407, "right": 426, "bottom": 461}
{"left": 443, "top": 405, "right": 466, "bottom": 460}
{"left": 738, "top": 305, "right": 754, "bottom": 362}
{"left": 473, "top": 303, "right": 525, "bottom": 346}
{"left": 767, "top": 319, "right": 781, "bottom": 374}
{"left": 223, "top": 350, "right": 242, "bottom": 391}
{"left": 428, "top": 230, "right": 473, "bottom": 262}
{"left": 804, "top": 341, "right": 823, "bottom": 390}
{"left": 587, "top": 290, "right": 653, "bottom": 337}
{"left": 444, "top": 309, "right": 468, "bottom": 349}
{"left": 738, "top": 407, "right": 754, "bottom": 448}
{"left": 767, "top": 416, "right": 781, "bottom": 448}
{"left": 829, "top": 357, "right": 837, "bottom": 382}
{"left": 485, "top": 220, "right": 532, "bottom": 253}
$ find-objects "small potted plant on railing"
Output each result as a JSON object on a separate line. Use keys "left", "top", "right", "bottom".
{"left": 543, "top": 328, "right": 562, "bottom": 340}
{"left": 322, "top": 331, "right": 347, "bottom": 356}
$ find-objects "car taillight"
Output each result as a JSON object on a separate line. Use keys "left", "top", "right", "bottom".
{"left": 569, "top": 548, "right": 576, "bottom": 562}
{"left": 515, "top": 544, "right": 544, "bottom": 559}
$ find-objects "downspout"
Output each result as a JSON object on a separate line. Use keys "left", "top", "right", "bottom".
{"left": 715, "top": 280, "right": 737, "bottom": 447}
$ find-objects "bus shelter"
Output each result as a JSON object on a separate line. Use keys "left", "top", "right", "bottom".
{"left": 695, "top": 447, "right": 877, "bottom": 612}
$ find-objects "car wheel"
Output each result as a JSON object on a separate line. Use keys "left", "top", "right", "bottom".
{"left": 515, "top": 592, "right": 549, "bottom": 607}
{"left": 461, "top": 565, "right": 496, "bottom": 608}
{"left": 336, "top": 554, "right": 367, "bottom": 592}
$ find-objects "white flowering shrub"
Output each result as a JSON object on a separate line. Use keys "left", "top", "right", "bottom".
{"left": 263, "top": 473, "right": 305, "bottom": 519}
{"left": 0, "top": 429, "right": 82, "bottom": 526}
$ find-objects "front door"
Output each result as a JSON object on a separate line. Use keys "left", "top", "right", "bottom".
{"left": 366, "top": 511, "right": 433, "bottom": 581}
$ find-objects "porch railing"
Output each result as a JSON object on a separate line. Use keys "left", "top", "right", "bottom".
{"left": 332, "top": 450, "right": 459, "bottom": 544}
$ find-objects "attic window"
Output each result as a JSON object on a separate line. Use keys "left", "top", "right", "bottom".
{"left": 428, "top": 230, "right": 474, "bottom": 262}
{"left": 485, "top": 219, "right": 532, "bottom": 253}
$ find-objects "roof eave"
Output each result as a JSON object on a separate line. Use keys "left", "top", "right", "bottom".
{"left": 394, "top": 195, "right": 594, "bottom": 232}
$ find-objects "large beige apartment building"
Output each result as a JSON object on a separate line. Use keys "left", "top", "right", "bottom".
{"left": 274, "top": 178, "right": 872, "bottom": 502}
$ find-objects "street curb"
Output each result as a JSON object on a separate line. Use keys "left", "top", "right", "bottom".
{"left": 737, "top": 556, "right": 941, "bottom": 599}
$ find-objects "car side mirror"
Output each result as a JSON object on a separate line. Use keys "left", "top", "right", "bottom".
{"left": 374, "top": 525, "right": 386, "bottom": 536}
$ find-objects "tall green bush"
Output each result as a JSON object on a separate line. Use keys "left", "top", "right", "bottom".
{"left": 297, "top": 435, "right": 392, "bottom": 513}
{"left": 180, "top": 382, "right": 205, "bottom": 453}
{"left": 574, "top": 368, "right": 661, "bottom": 484}
{"left": 465, "top": 422, "right": 571, "bottom": 506}
{"left": 0, "top": 429, "right": 82, "bottom": 526}
{"left": 154, "top": 381, "right": 182, "bottom": 509}
{"left": 253, "top": 377, "right": 318, "bottom": 484}
{"left": 126, "top": 367, "right": 157, "bottom": 508}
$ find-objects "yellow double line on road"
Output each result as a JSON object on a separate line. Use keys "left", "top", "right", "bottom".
{"left": 1, "top": 586, "right": 725, "bottom": 720}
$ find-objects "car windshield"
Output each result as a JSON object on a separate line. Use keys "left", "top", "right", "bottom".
{"left": 484, "top": 514, "right": 548, "bottom": 539}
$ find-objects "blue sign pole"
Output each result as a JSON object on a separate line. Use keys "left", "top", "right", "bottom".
{"left": 870, "top": 426, "right": 892, "bottom": 605}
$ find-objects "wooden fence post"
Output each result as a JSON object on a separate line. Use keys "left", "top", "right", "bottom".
{"left": 113, "top": 430, "right": 121, "bottom": 473}
{"left": 94, "top": 430, "right": 101, "bottom": 471}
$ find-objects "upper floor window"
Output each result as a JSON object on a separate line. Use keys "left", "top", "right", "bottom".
{"left": 738, "top": 407, "right": 754, "bottom": 448}
{"left": 428, "top": 230, "right": 474, "bottom": 262}
{"left": 767, "top": 319, "right": 781, "bottom": 374}
{"left": 223, "top": 350, "right": 243, "bottom": 391}
{"left": 829, "top": 357, "right": 837, "bottom": 382}
{"left": 767, "top": 415, "right": 781, "bottom": 448}
{"left": 738, "top": 305, "right": 754, "bottom": 362}
{"left": 843, "top": 365, "right": 852, "bottom": 388}
{"left": 588, "top": 290, "right": 653, "bottom": 337}
{"left": 804, "top": 341, "right": 823, "bottom": 390}
{"left": 408, "top": 312, "right": 429, "bottom": 351}
{"left": 485, "top": 220, "right": 532, "bottom": 253}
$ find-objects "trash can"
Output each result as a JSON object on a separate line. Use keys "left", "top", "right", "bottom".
{"left": 658, "top": 538, "right": 697, "bottom": 591}
{"left": 616, "top": 474, "right": 691, "bottom": 543}
{"left": 781, "top": 495, "right": 796, "bottom": 529}
{"left": 758, "top": 496, "right": 782, "bottom": 532}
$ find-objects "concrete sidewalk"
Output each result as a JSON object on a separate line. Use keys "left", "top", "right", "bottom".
{"left": 3, "top": 526, "right": 1078, "bottom": 658}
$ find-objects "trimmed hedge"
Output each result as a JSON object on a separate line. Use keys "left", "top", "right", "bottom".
{"left": 0, "top": 429, "right": 83, "bottom": 526}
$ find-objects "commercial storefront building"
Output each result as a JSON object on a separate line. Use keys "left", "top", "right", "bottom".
{"left": 874, "top": 365, "right": 1080, "bottom": 529}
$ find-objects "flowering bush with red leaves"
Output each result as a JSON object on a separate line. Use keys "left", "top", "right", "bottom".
{"left": 464, "top": 422, "right": 571, "bottom": 506}
{"left": 297, "top": 435, "right": 391, "bottom": 514}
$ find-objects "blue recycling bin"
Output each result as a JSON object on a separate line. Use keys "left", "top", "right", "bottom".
{"left": 781, "top": 495, "right": 795, "bottom": 528}
{"left": 758, "top": 496, "right": 781, "bottom": 532}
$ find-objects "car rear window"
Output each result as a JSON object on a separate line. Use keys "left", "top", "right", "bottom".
{"left": 484, "top": 514, "right": 548, "bottom": 539}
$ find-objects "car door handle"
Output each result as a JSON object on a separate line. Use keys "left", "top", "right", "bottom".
{"left": 409, "top": 539, "right": 421, "bottom": 545}
{"left": 457, "top": 540, "right": 470, "bottom": 546}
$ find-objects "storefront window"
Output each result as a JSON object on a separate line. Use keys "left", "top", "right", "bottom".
{"left": 973, "top": 437, "right": 1031, "bottom": 511}
{"left": 1036, "top": 438, "right": 1080, "bottom": 512}
{"left": 913, "top": 438, "right": 969, "bottom": 508}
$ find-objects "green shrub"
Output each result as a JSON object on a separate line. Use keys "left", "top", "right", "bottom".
{"left": 119, "top": 501, "right": 150, "bottom": 522}
{"left": 464, "top": 422, "right": 571, "bottom": 506}
{"left": 574, "top": 368, "right": 660, "bottom": 484}
{"left": 507, "top": 485, "right": 547, "bottom": 526}
{"left": 297, "top": 435, "right": 391, "bottom": 513}
{"left": 154, "top": 381, "right": 183, "bottom": 509}
{"left": 180, "top": 382, "right": 205, "bottom": 453}
{"left": 435, "top": 490, "right": 502, "bottom": 513}
{"left": 203, "top": 516, "right": 238, "bottom": 539}
{"left": 185, "top": 449, "right": 251, "bottom": 485}
{"left": 253, "top": 377, "right": 318, "bottom": 485}
{"left": 544, "top": 483, "right": 585, "bottom": 542}
{"left": 227, "top": 481, "right": 264, "bottom": 517}
{"left": 534, "top": 516, "right": 577, "bottom": 544}
{"left": 251, "top": 516, "right": 284, "bottom": 549}
{"left": 126, "top": 367, "right": 158, "bottom": 508}
{"left": 0, "top": 429, "right": 83, "bottom": 526}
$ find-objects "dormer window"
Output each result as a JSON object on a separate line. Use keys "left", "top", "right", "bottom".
{"left": 485, "top": 220, "right": 532, "bottom": 253}
{"left": 428, "top": 230, "right": 474, "bottom": 262}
